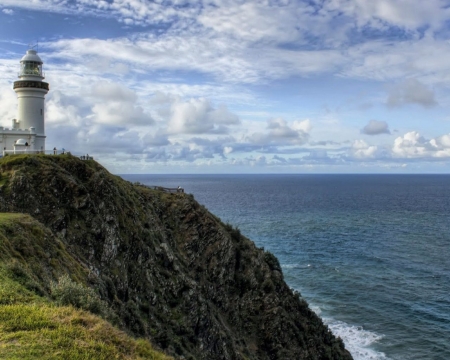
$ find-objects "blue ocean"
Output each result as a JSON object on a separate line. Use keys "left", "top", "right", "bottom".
{"left": 122, "top": 174, "right": 450, "bottom": 360}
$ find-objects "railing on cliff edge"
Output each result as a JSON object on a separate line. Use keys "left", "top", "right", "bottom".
{"left": 148, "top": 186, "right": 184, "bottom": 193}
{"left": 1, "top": 149, "right": 93, "bottom": 160}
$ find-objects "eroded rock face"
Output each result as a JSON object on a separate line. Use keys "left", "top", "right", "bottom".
{"left": 0, "top": 155, "right": 352, "bottom": 360}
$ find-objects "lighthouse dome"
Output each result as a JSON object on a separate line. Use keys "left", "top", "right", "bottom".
{"left": 21, "top": 50, "right": 42, "bottom": 63}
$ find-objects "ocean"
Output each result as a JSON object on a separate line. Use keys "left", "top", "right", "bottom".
{"left": 122, "top": 174, "right": 450, "bottom": 360}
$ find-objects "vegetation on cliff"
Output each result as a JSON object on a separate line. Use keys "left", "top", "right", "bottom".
{"left": 0, "top": 154, "right": 352, "bottom": 359}
{"left": 0, "top": 213, "right": 172, "bottom": 359}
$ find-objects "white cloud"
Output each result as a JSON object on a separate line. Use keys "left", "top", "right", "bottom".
{"left": 198, "top": 1, "right": 307, "bottom": 43}
{"left": 390, "top": 131, "right": 450, "bottom": 158}
{"left": 46, "top": 90, "right": 83, "bottom": 126}
{"left": 351, "top": 139, "right": 378, "bottom": 158}
{"left": 361, "top": 120, "right": 390, "bottom": 135}
{"left": 431, "top": 134, "right": 450, "bottom": 149}
{"left": 5, "top": 0, "right": 450, "bottom": 37}
{"left": 429, "top": 134, "right": 450, "bottom": 158}
{"left": 324, "top": 0, "right": 450, "bottom": 31}
{"left": 0, "top": 87, "right": 16, "bottom": 127}
{"left": 2, "top": 8, "right": 14, "bottom": 15}
{"left": 167, "top": 97, "right": 239, "bottom": 135}
{"left": 292, "top": 119, "right": 312, "bottom": 133}
{"left": 392, "top": 131, "right": 427, "bottom": 157}
{"left": 35, "top": 8, "right": 450, "bottom": 88}
{"left": 90, "top": 81, "right": 154, "bottom": 126}
{"left": 91, "top": 102, "right": 152, "bottom": 126}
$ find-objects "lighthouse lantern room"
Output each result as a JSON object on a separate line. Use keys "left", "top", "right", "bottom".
{"left": 0, "top": 48, "right": 49, "bottom": 154}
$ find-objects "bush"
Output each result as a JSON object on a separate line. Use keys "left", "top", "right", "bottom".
{"left": 5, "top": 261, "right": 45, "bottom": 296}
{"left": 263, "top": 252, "right": 281, "bottom": 272}
{"left": 262, "top": 278, "right": 275, "bottom": 293}
{"left": 225, "top": 223, "right": 241, "bottom": 242}
{"left": 51, "top": 275, "right": 107, "bottom": 316}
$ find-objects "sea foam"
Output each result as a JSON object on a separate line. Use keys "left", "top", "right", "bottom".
{"left": 311, "top": 305, "right": 389, "bottom": 360}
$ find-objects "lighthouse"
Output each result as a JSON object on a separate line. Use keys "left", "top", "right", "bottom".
{"left": 0, "top": 48, "right": 49, "bottom": 153}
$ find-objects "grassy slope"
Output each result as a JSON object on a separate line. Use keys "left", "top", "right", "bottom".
{"left": 0, "top": 213, "right": 172, "bottom": 360}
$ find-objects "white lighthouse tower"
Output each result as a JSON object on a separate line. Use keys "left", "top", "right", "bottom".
{"left": 0, "top": 48, "right": 49, "bottom": 153}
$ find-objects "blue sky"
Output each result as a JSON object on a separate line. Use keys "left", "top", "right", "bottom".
{"left": 1, "top": 0, "right": 450, "bottom": 173}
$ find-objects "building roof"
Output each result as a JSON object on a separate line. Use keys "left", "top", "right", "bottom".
{"left": 21, "top": 50, "right": 42, "bottom": 63}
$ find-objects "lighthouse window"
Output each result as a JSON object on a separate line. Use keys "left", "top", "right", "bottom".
{"left": 40, "top": 109, "right": 43, "bottom": 116}
{"left": 21, "top": 62, "right": 41, "bottom": 76}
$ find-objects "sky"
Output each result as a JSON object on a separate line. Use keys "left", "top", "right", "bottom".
{"left": 1, "top": 0, "right": 450, "bottom": 174}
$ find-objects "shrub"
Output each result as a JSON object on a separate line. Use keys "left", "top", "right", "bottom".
{"left": 263, "top": 252, "right": 281, "bottom": 272}
{"left": 5, "top": 261, "right": 45, "bottom": 296}
{"left": 51, "top": 275, "right": 107, "bottom": 316}
{"left": 262, "top": 278, "right": 275, "bottom": 293}
{"left": 225, "top": 223, "right": 241, "bottom": 242}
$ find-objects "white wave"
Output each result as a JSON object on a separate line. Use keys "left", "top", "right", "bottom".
{"left": 324, "top": 318, "right": 389, "bottom": 360}
{"left": 310, "top": 304, "right": 322, "bottom": 315}
{"left": 308, "top": 305, "right": 389, "bottom": 360}
{"left": 281, "top": 263, "right": 299, "bottom": 269}
{"left": 281, "top": 263, "right": 311, "bottom": 269}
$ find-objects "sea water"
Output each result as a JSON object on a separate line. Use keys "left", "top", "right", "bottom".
{"left": 122, "top": 174, "right": 450, "bottom": 360}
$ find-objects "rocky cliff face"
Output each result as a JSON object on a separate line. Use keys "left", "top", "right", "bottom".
{"left": 0, "top": 155, "right": 352, "bottom": 360}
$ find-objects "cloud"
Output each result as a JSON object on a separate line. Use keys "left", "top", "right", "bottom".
{"left": 141, "top": 136, "right": 237, "bottom": 163}
{"left": 392, "top": 131, "right": 429, "bottom": 158}
{"left": 36, "top": 5, "right": 450, "bottom": 87}
{"left": 2, "top": 8, "right": 14, "bottom": 15}
{"left": 351, "top": 139, "right": 378, "bottom": 158}
{"left": 90, "top": 81, "right": 154, "bottom": 126}
{"left": 143, "top": 148, "right": 170, "bottom": 162}
{"left": 387, "top": 79, "right": 437, "bottom": 108}
{"left": 4, "top": 0, "right": 450, "bottom": 173}
{"left": 79, "top": 126, "right": 146, "bottom": 154}
{"left": 341, "top": 36, "right": 450, "bottom": 84}
{"left": 46, "top": 90, "right": 84, "bottom": 126}
{"left": 430, "top": 134, "right": 450, "bottom": 158}
{"left": 47, "top": 125, "right": 133, "bottom": 156}
{"left": 5, "top": 0, "right": 450, "bottom": 38}
{"left": 198, "top": 1, "right": 307, "bottom": 44}
{"left": 272, "top": 155, "right": 287, "bottom": 163}
{"left": 247, "top": 118, "right": 311, "bottom": 147}
{"left": 305, "top": 149, "right": 330, "bottom": 160}
{"left": 361, "top": 120, "right": 390, "bottom": 135}
{"left": 142, "top": 130, "right": 170, "bottom": 147}
{"left": 167, "top": 97, "right": 239, "bottom": 135}
{"left": 47, "top": 35, "right": 350, "bottom": 84}
{"left": 327, "top": 0, "right": 450, "bottom": 31}
{"left": 0, "top": 87, "right": 16, "bottom": 126}
{"left": 391, "top": 131, "right": 450, "bottom": 158}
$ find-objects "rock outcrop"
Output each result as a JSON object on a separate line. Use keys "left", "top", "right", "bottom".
{"left": 0, "top": 154, "right": 352, "bottom": 360}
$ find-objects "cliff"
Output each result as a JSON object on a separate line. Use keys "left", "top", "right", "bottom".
{"left": 0, "top": 154, "right": 352, "bottom": 360}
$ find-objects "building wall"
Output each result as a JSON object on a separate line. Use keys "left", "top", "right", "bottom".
{"left": 0, "top": 130, "right": 41, "bottom": 151}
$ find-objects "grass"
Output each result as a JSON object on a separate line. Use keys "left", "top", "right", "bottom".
{"left": 0, "top": 213, "right": 26, "bottom": 224}
{"left": 0, "top": 212, "right": 173, "bottom": 360}
{"left": 0, "top": 303, "right": 172, "bottom": 359}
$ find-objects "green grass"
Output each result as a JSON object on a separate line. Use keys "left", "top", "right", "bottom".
{"left": 0, "top": 213, "right": 25, "bottom": 224}
{"left": 0, "top": 213, "right": 173, "bottom": 360}
{"left": 0, "top": 303, "right": 172, "bottom": 359}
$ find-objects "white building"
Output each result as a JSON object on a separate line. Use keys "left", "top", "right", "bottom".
{"left": 1, "top": 48, "right": 49, "bottom": 153}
